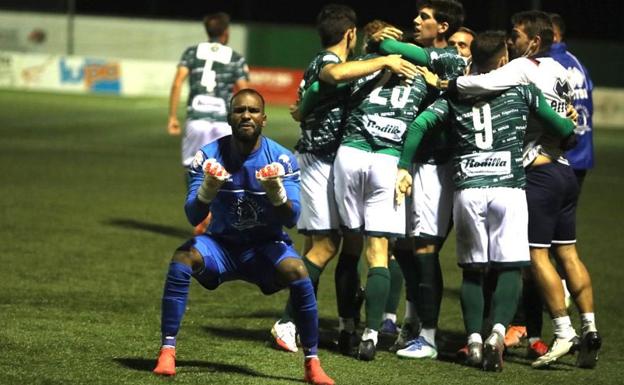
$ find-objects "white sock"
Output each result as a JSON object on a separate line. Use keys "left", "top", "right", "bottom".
{"left": 339, "top": 317, "right": 355, "bottom": 333}
{"left": 492, "top": 323, "right": 506, "bottom": 337}
{"left": 580, "top": 313, "right": 597, "bottom": 334}
{"left": 361, "top": 328, "right": 379, "bottom": 345}
{"left": 468, "top": 333, "right": 482, "bottom": 345}
{"left": 552, "top": 316, "right": 577, "bottom": 339}
{"left": 383, "top": 312, "right": 397, "bottom": 323}
{"left": 420, "top": 328, "right": 436, "bottom": 347}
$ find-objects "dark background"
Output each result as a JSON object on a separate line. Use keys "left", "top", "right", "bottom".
{"left": 2, "top": 0, "right": 623, "bottom": 42}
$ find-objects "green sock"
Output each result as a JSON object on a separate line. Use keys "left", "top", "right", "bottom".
{"left": 365, "top": 267, "right": 391, "bottom": 330}
{"left": 492, "top": 268, "right": 522, "bottom": 327}
{"left": 335, "top": 253, "right": 360, "bottom": 318}
{"left": 461, "top": 270, "right": 485, "bottom": 335}
{"left": 385, "top": 258, "right": 404, "bottom": 314}
{"left": 393, "top": 248, "right": 417, "bottom": 304}
{"left": 415, "top": 253, "right": 443, "bottom": 328}
{"left": 281, "top": 257, "right": 323, "bottom": 323}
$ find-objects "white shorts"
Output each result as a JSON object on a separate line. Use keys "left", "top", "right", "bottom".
{"left": 296, "top": 152, "right": 340, "bottom": 234}
{"left": 408, "top": 162, "right": 454, "bottom": 239}
{"left": 182, "top": 120, "right": 231, "bottom": 167}
{"left": 333, "top": 146, "right": 406, "bottom": 237}
{"left": 454, "top": 188, "right": 530, "bottom": 268}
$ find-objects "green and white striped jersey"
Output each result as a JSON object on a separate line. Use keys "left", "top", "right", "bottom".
{"left": 341, "top": 54, "right": 429, "bottom": 157}
{"left": 419, "top": 84, "right": 544, "bottom": 190}
{"left": 179, "top": 41, "right": 249, "bottom": 122}
{"left": 295, "top": 51, "right": 350, "bottom": 161}
{"left": 414, "top": 47, "right": 467, "bottom": 164}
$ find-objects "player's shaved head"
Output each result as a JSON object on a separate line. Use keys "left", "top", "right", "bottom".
{"left": 230, "top": 88, "right": 265, "bottom": 111}
{"left": 316, "top": 4, "right": 357, "bottom": 47}
{"left": 471, "top": 30, "right": 508, "bottom": 73}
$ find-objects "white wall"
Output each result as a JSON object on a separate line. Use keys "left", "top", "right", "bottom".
{"left": 0, "top": 11, "right": 247, "bottom": 61}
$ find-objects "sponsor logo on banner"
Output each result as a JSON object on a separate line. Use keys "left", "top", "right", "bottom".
{"left": 60, "top": 58, "right": 121, "bottom": 94}
{"left": 460, "top": 151, "right": 511, "bottom": 176}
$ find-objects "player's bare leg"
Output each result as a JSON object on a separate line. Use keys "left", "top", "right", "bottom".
{"left": 554, "top": 244, "right": 601, "bottom": 368}
{"left": 530, "top": 247, "right": 578, "bottom": 368}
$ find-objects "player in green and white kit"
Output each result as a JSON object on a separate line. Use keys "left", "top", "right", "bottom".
{"left": 270, "top": 5, "right": 419, "bottom": 353}
{"left": 396, "top": 31, "right": 576, "bottom": 371}
{"left": 327, "top": 20, "right": 431, "bottom": 361}
{"left": 167, "top": 12, "right": 249, "bottom": 168}
{"left": 370, "top": 0, "right": 467, "bottom": 359}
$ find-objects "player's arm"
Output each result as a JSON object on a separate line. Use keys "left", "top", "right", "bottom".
{"left": 168, "top": 66, "right": 189, "bottom": 136}
{"left": 234, "top": 78, "right": 250, "bottom": 93}
{"left": 396, "top": 101, "right": 447, "bottom": 204}
{"left": 234, "top": 57, "right": 251, "bottom": 92}
{"left": 294, "top": 80, "right": 350, "bottom": 119}
{"left": 446, "top": 58, "right": 534, "bottom": 96}
{"left": 319, "top": 55, "right": 417, "bottom": 84}
{"left": 184, "top": 156, "right": 229, "bottom": 226}
{"left": 399, "top": 106, "right": 447, "bottom": 169}
{"left": 378, "top": 38, "right": 429, "bottom": 66}
{"left": 256, "top": 162, "right": 301, "bottom": 228}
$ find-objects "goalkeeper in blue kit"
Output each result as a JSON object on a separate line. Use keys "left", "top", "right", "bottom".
{"left": 153, "top": 89, "right": 334, "bottom": 385}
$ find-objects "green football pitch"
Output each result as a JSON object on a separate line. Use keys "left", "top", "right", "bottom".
{"left": 1, "top": 89, "right": 622, "bottom": 385}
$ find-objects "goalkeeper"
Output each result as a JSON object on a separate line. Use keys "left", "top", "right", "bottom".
{"left": 153, "top": 89, "right": 334, "bottom": 385}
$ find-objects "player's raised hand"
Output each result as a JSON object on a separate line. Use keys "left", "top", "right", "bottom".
{"left": 167, "top": 117, "right": 181, "bottom": 136}
{"left": 395, "top": 168, "right": 413, "bottom": 206}
{"left": 371, "top": 26, "right": 403, "bottom": 42}
{"left": 256, "top": 162, "right": 288, "bottom": 206}
{"left": 197, "top": 158, "right": 230, "bottom": 203}
{"left": 384, "top": 55, "right": 418, "bottom": 81}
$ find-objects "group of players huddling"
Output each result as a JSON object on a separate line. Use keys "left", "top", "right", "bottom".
{"left": 153, "top": 2, "right": 600, "bottom": 384}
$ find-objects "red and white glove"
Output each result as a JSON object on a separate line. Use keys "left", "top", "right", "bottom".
{"left": 256, "top": 162, "right": 287, "bottom": 206}
{"left": 197, "top": 158, "right": 230, "bottom": 203}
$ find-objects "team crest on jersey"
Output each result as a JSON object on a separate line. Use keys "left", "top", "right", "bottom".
{"left": 554, "top": 79, "right": 573, "bottom": 103}
{"left": 277, "top": 154, "right": 294, "bottom": 174}
{"left": 191, "top": 151, "right": 205, "bottom": 170}
{"left": 230, "top": 196, "right": 264, "bottom": 230}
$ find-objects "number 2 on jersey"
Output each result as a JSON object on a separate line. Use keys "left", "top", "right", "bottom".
{"left": 369, "top": 72, "right": 411, "bottom": 109}
{"left": 472, "top": 102, "right": 493, "bottom": 149}
{"left": 196, "top": 43, "right": 233, "bottom": 92}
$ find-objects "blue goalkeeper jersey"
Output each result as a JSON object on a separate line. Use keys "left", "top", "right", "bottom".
{"left": 185, "top": 135, "right": 301, "bottom": 244}
{"left": 548, "top": 42, "right": 594, "bottom": 170}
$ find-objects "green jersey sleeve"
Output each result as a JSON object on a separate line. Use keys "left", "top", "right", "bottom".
{"left": 523, "top": 84, "right": 575, "bottom": 138}
{"left": 379, "top": 39, "right": 429, "bottom": 66}
{"left": 399, "top": 99, "right": 449, "bottom": 169}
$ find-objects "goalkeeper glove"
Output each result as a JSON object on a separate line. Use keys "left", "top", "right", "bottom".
{"left": 256, "top": 162, "right": 288, "bottom": 206}
{"left": 197, "top": 158, "right": 230, "bottom": 203}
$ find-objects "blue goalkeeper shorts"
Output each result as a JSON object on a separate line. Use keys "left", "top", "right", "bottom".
{"left": 177, "top": 235, "right": 300, "bottom": 294}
